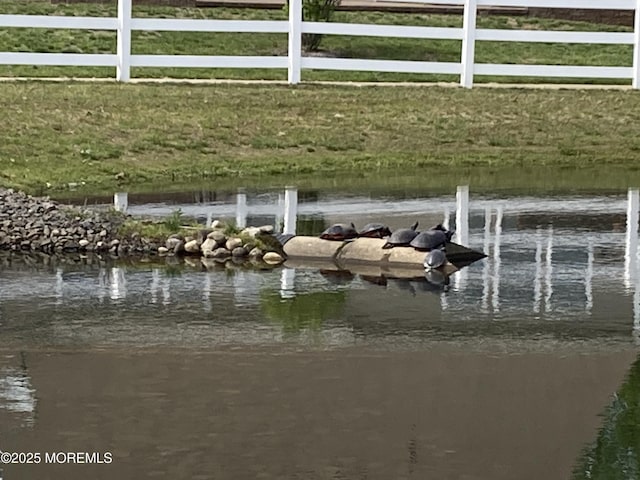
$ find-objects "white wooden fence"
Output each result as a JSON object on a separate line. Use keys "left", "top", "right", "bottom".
{"left": 0, "top": 0, "right": 639, "bottom": 87}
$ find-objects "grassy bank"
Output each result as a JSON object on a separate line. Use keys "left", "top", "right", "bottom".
{"left": 1, "top": 81, "right": 640, "bottom": 195}
{"left": 1, "top": 1, "right": 640, "bottom": 195}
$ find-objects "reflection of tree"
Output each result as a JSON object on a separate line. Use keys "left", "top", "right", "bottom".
{"left": 260, "top": 291, "right": 346, "bottom": 333}
{"left": 573, "top": 355, "right": 640, "bottom": 480}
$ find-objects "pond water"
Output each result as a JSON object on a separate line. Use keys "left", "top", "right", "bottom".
{"left": 1, "top": 186, "right": 640, "bottom": 480}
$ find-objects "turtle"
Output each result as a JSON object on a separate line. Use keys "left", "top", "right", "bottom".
{"left": 358, "top": 223, "right": 392, "bottom": 239}
{"left": 424, "top": 249, "right": 447, "bottom": 270}
{"left": 381, "top": 221, "right": 419, "bottom": 249}
{"left": 410, "top": 230, "right": 447, "bottom": 251}
{"left": 430, "top": 224, "right": 455, "bottom": 242}
{"left": 320, "top": 223, "right": 358, "bottom": 241}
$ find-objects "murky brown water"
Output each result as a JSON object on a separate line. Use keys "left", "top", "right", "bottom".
{"left": 1, "top": 346, "right": 636, "bottom": 480}
{"left": 2, "top": 190, "right": 640, "bottom": 479}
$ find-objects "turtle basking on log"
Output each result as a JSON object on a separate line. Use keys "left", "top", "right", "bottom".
{"left": 319, "top": 223, "right": 358, "bottom": 241}
{"left": 381, "top": 221, "right": 419, "bottom": 249}
{"left": 410, "top": 224, "right": 455, "bottom": 252}
{"left": 357, "top": 223, "right": 392, "bottom": 239}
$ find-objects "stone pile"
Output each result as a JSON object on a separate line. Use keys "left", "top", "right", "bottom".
{"left": 0, "top": 188, "right": 286, "bottom": 264}
{"left": 0, "top": 188, "right": 134, "bottom": 254}
{"left": 159, "top": 222, "right": 285, "bottom": 265}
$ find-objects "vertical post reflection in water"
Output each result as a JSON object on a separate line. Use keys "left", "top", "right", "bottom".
{"left": 54, "top": 267, "right": 63, "bottom": 306}
{"left": 233, "top": 270, "right": 253, "bottom": 307}
{"left": 162, "top": 273, "right": 171, "bottom": 306}
{"left": 0, "top": 358, "right": 37, "bottom": 428}
{"left": 98, "top": 267, "right": 107, "bottom": 304}
{"left": 280, "top": 267, "right": 296, "bottom": 299}
{"left": 109, "top": 267, "right": 127, "bottom": 301}
{"left": 585, "top": 241, "right": 594, "bottom": 314}
{"left": 283, "top": 186, "right": 298, "bottom": 236}
{"left": 203, "top": 272, "right": 212, "bottom": 313}
{"left": 544, "top": 226, "right": 554, "bottom": 313}
{"left": 491, "top": 206, "right": 503, "bottom": 313}
{"left": 625, "top": 188, "right": 639, "bottom": 290}
{"left": 533, "top": 230, "right": 543, "bottom": 314}
{"left": 634, "top": 276, "right": 640, "bottom": 334}
{"left": 625, "top": 188, "right": 640, "bottom": 336}
{"left": 150, "top": 268, "right": 160, "bottom": 304}
{"left": 443, "top": 206, "right": 450, "bottom": 231}
{"left": 481, "top": 207, "right": 492, "bottom": 313}
{"left": 236, "top": 188, "right": 247, "bottom": 229}
{"left": 440, "top": 287, "right": 449, "bottom": 310}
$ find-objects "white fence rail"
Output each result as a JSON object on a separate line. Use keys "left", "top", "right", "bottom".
{"left": 0, "top": 0, "right": 639, "bottom": 87}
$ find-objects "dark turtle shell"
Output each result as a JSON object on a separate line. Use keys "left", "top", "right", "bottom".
{"left": 410, "top": 230, "right": 447, "bottom": 251}
{"left": 381, "top": 221, "right": 419, "bottom": 249}
{"left": 358, "top": 223, "right": 392, "bottom": 238}
{"left": 424, "top": 249, "right": 447, "bottom": 270}
{"left": 430, "top": 224, "right": 455, "bottom": 242}
{"left": 320, "top": 223, "right": 358, "bottom": 241}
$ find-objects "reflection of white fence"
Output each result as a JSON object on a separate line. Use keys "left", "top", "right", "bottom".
{"left": 1, "top": 0, "right": 640, "bottom": 87}
{"left": 625, "top": 188, "right": 640, "bottom": 331}
{"left": 59, "top": 186, "right": 640, "bottom": 327}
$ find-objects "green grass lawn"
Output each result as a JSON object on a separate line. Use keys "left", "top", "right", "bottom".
{"left": 0, "top": 0, "right": 634, "bottom": 83}
{"left": 1, "top": 81, "right": 640, "bottom": 195}
{"left": 1, "top": 1, "right": 639, "bottom": 196}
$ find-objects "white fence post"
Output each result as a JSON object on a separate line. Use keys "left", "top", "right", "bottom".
{"left": 288, "top": 0, "right": 302, "bottom": 84}
{"left": 454, "top": 185, "right": 469, "bottom": 245}
{"left": 460, "top": 0, "right": 477, "bottom": 88}
{"left": 117, "top": 0, "right": 132, "bottom": 82}
{"left": 283, "top": 186, "right": 298, "bottom": 235}
{"left": 633, "top": 0, "right": 640, "bottom": 88}
{"left": 113, "top": 192, "right": 128, "bottom": 212}
{"left": 235, "top": 188, "right": 247, "bottom": 228}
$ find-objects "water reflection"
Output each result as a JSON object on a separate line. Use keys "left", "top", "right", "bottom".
{"left": 3, "top": 187, "right": 640, "bottom": 480}
{"left": 0, "top": 353, "right": 36, "bottom": 428}
{"left": 0, "top": 188, "right": 640, "bottom": 348}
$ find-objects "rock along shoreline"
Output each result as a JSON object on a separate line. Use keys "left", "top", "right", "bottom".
{"left": 0, "top": 188, "right": 285, "bottom": 265}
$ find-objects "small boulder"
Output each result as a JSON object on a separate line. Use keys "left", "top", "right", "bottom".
{"left": 225, "top": 237, "right": 243, "bottom": 251}
{"left": 258, "top": 225, "right": 274, "bottom": 234}
{"left": 184, "top": 239, "right": 200, "bottom": 254}
{"left": 207, "top": 230, "right": 226, "bottom": 243}
{"left": 263, "top": 252, "right": 284, "bottom": 264}
{"left": 158, "top": 246, "right": 169, "bottom": 255}
{"left": 201, "top": 238, "right": 218, "bottom": 256}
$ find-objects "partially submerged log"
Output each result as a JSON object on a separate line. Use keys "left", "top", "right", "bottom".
{"left": 282, "top": 236, "right": 485, "bottom": 271}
